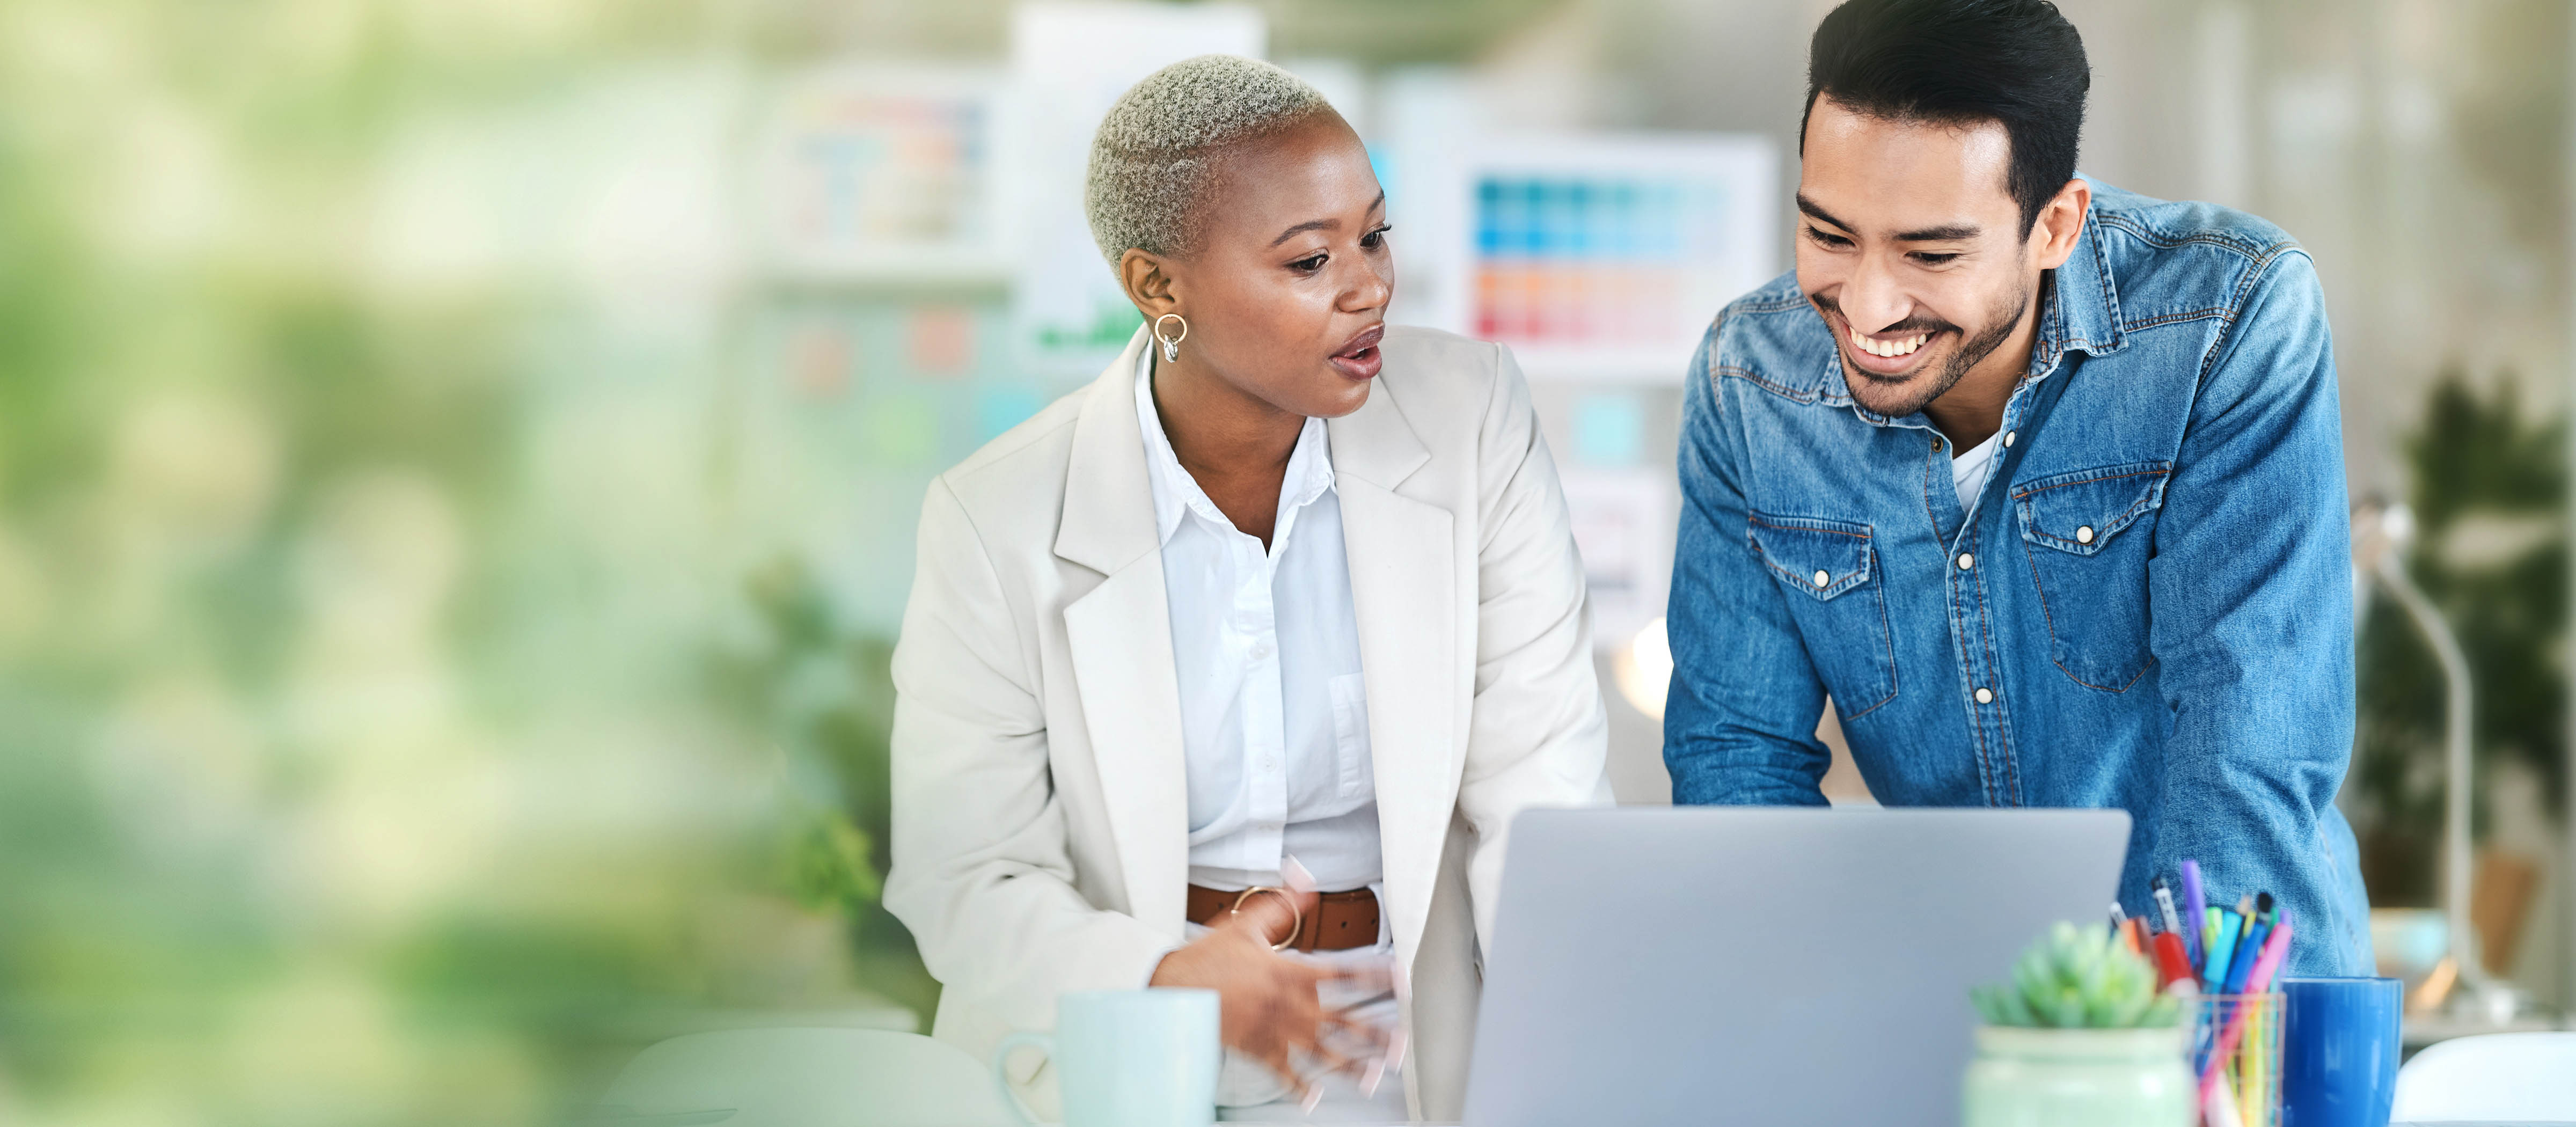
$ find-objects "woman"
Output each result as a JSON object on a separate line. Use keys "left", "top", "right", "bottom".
{"left": 884, "top": 55, "right": 1611, "bottom": 1122}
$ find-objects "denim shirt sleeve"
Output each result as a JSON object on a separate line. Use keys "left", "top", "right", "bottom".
{"left": 1661, "top": 334, "right": 1835, "bottom": 805}
{"left": 2146, "top": 250, "right": 2372, "bottom": 975}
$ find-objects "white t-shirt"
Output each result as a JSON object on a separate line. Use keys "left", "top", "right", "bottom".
{"left": 1952, "top": 430, "right": 2002, "bottom": 511}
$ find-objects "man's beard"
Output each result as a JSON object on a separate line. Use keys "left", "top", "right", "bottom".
{"left": 1812, "top": 286, "right": 2030, "bottom": 419}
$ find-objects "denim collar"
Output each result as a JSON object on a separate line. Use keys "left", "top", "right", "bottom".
{"left": 2042, "top": 195, "right": 2128, "bottom": 365}
{"left": 1824, "top": 196, "right": 2129, "bottom": 426}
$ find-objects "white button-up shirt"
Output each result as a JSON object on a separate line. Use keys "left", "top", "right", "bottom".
{"left": 1135, "top": 352, "right": 1381, "bottom": 893}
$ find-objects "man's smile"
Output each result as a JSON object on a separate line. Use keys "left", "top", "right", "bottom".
{"left": 1850, "top": 325, "right": 1927, "bottom": 358}
{"left": 1840, "top": 319, "right": 1950, "bottom": 378}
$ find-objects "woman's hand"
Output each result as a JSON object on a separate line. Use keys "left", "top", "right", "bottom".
{"left": 1146, "top": 887, "right": 1391, "bottom": 1096}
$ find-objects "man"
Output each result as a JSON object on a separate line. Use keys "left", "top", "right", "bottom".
{"left": 1664, "top": 0, "right": 2369, "bottom": 976}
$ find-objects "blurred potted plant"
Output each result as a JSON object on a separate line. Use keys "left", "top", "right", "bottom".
{"left": 701, "top": 555, "right": 937, "bottom": 1025}
{"left": 2351, "top": 371, "right": 2564, "bottom": 1000}
{"left": 1962, "top": 923, "right": 2192, "bottom": 1127}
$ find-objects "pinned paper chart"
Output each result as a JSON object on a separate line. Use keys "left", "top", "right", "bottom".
{"left": 1475, "top": 177, "right": 1706, "bottom": 344}
{"left": 755, "top": 66, "right": 1004, "bottom": 281}
{"left": 1442, "top": 135, "right": 1777, "bottom": 381}
{"left": 1004, "top": 2, "right": 1265, "bottom": 376}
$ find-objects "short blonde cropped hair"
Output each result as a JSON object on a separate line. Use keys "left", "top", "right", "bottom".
{"left": 1084, "top": 54, "right": 1333, "bottom": 266}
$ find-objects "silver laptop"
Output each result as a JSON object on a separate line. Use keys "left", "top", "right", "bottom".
{"left": 1461, "top": 806, "right": 2130, "bottom": 1126}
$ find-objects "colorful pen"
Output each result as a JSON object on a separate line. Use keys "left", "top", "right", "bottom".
{"left": 2180, "top": 860, "right": 2208, "bottom": 970}
{"left": 2204, "top": 1084, "right": 2248, "bottom": 1127}
{"left": 2152, "top": 876, "right": 2184, "bottom": 938}
{"left": 2222, "top": 893, "right": 2276, "bottom": 994}
{"left": 2248, "top": 910, "right": 2293, "bottom": 993}
{"left": 2205, "top": 906, "right": 2245, "bottom": 987}
{"left": 2151, "top": 930, "right": 2194, "bottom": 989}
{"left": 2201, "top": 906, "right": 2220, "bottom": 981}
{"left": 2220, "top": 896, "right": 2255, "bottom": 976}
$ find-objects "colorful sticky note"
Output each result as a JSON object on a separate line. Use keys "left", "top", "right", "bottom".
{"left": 907, "top": 306, "right": 977, "bottom": 376}
{"left": 786, "top": 322, "right": 854, "bottom": 400}
{"left": 1573, "top": 393, "right": 1645, "bottom": 467}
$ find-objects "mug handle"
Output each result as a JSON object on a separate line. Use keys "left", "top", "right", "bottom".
{"left": 989, "top": 1031, "right": 1053, "bottom": 1125}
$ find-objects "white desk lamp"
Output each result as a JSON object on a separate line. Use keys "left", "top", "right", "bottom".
{"left": 2351, "top": 497, "right": 2526, "bottom": 1023}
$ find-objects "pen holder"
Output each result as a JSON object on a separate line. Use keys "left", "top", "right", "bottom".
{"left": 2191, "top": 993, "right": 2282, "bottom": 1127}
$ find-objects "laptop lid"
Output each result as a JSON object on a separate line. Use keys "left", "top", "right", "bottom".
{"left": 1461, "top": 806, "right": 2130, "bottom": 1126}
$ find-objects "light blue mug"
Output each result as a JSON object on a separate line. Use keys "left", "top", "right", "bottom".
{"left": 991, "top": 988, "right": 1220, "bottom": 1127}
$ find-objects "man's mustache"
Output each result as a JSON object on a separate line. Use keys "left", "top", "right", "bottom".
{"left": 1808, "top": 291, "right": 1962, "bottom": 338}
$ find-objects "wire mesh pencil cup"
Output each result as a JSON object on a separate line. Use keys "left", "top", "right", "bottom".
{"left": 2191, "top": 992, "right": 2283, "bottom": 1127}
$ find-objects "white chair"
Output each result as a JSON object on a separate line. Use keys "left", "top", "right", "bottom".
{"left": 2390, "top": 1031, "right": 2576, "bottom": 1123}
{"left": 599, "top": 1028, "right": 1018, "bottom": 1127}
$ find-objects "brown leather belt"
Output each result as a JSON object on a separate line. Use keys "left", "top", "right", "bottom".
{"left": 1185, "top": 883, "right": 1381, "bottom": 953}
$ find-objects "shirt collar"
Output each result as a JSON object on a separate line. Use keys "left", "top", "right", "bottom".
{"left": 2038, "top": 187, "right": 2127, "bottom": 366}
{"left": 1133, "top": 348, "right": 1336, "bottom": 548}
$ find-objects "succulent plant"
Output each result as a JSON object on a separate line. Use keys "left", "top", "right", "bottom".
{"left": 1971, "top": 921, "right": 2183, "bottom": 1029}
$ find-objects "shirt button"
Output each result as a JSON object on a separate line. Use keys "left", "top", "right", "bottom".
{"left": 1974, "top": 687, "right": 1994, "bottom": 704}
{"left": 1252, "top": 641, "right": 1272, "bottom": 660}
{"left": 1812, "top": 569, "right": 1831, "bottom": 588}
{"left": 2075, "top": 525, "right": 2096, "bottom": 545}
{"left": 1957, "top": 552, "right": 1975, "bottom": 570}
{"left": 2003, "top": 431, "right": 2016, "bottom": 448}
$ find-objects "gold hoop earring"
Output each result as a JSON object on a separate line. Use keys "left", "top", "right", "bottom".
{"left": 1152, "top": 313, "right": 1189, "bottom": 363}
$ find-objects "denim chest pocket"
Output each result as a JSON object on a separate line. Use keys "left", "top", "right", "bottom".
{"left": 1748, "top": 514, "right": 1898, "bottom": 719}
{"left": 2012, "top": 461, "right": 2171, "bottom": 692}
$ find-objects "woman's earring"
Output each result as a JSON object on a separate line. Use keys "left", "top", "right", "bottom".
{"left": 1152, "top": 313, "right": 1189, "bottom": 363}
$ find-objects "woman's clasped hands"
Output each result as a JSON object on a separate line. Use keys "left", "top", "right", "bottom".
{"left": 1146, "top": 883, "right": 1403, "bottom": 1105}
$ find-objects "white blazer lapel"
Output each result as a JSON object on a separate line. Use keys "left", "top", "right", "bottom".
{"left": 1055, "top": 332, "right": 1189, "bottom": 936}
{"left": 1329, "top": 385, "right": 1458, "bottom": 967}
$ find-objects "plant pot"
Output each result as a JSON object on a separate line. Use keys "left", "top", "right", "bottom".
{"left": 1962, "top": 1024, "right": 2196, "bottom": 1127}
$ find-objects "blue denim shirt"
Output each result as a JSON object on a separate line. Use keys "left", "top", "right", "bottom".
{"left": 1663, "top": 180, "right": 2372, "bottom": 976}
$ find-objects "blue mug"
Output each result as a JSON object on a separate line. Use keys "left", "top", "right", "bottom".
{"left": 991, "top": 988, "right": 1220, "bottom": 1127}
{"left": 2280, "top": 977, "right": 2402, "bottom": 1127}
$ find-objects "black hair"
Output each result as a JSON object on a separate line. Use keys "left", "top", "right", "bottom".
{"left": 1802, "top": 0, "right": 2090, "bottom": 235}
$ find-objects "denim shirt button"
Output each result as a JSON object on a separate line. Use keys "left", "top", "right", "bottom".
{"left": 1957, "top": 552, "right": 1975, "bottom": 570}
{"left": 1812, "top": 569, "right": 1831, "bottom": 589}
{"left": 1975, "top": 687, "right": 1994, "bottom": 704}
{"left": 2002, "top": 431, "right": 2016, "bottom": 448}
{"left": 2076, "top": 525, "right": 2095, "bottom": 544}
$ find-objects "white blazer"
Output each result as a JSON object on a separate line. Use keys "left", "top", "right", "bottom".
{"left": 884, "top": 325, "right": 1613, "bottom": 1119}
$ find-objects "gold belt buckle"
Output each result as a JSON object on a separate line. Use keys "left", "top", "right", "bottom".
{"left": 1230, "top": 886, "right": 1302, "bottom": 952}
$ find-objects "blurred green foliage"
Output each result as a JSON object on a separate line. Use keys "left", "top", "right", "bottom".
{"left": 0, "top": 3, "right": 933, "bottom": 1124}
{"left": 2353, "top": 372, "right": 2567, "bottom": 905}
{"left": 705, "top": 557, "right": 933, "bottom": 1016}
